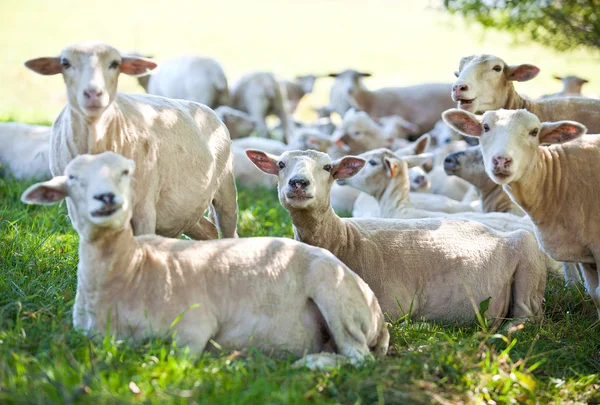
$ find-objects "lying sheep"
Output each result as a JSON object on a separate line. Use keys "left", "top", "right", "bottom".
{"left": 426, "top": 139, "right": 472, "bottom": 201}
{"left": 215, "top": 106, "right": 257, "bottom": 139}
{"left": 443, "top": 108, "right": 600, "bottom": 317}
{"left": 0, "top": 122, "right": 51, "bottom": 180}
{"left": 21, "top": 152, "right": 388, "bottom": 368}
{"left": 25, "top": 41, "right": 237, "bottom": 239}
{"left": 541, "top": 75, "right": 589, "bottom": 99}
{"left": 452, "top": 54, "right": 600, "bottom": 132}
{"left": 140, "top": 55, "right": 230, "bottom": 109}
{"left": 328, "top": 70, "right": 371, "bottom": 117}
{"left": 443, "top": 145, "right": 581, "bottom": 285}
{"left": 280, "top": 75, "right": 320, "bottom": 114}
{"left": 247, "top": 149, "right": 547, "bottom": 325}
{"left": 231, "top": 72, "right": 290, "bottom": 142}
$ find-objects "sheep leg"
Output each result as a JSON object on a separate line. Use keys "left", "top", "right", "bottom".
{"left": 272, "top": 87, "right": 291, "bottom": 144}
{"left": 184, "top": 216, "right": 219, "bottom": 240}
{"left": 509, "top": 257, "right": 546, "bottom": 325}
{"left": 579, "top": 261, "right": 600, "bottom": 319}
{"left": 563, "top": 262, "right": 582, "bottom": 286}
{"left": 211, "top": 172, "right": 239, "bottom": 238}
{"left": 291, "top": 353, "right": 350, "bottom": 370}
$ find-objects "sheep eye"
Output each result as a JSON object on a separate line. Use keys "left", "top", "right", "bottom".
{"left": 529, "top": 128, "right": 539, "bottom": 137}
{"left": 454, "top": 71, "right": 459, "bottom": 78}
{"left": 122, "top": 169, "right": 129, "bottom": 176}
{"left": 483, "top": 124, "right": 490, "bottom": 132}
{"left": 68, "top": 174, "right": 77, "bottom": 180}
{"left": 493, "top": 65, "right": 502, "bottom": 72}
{"left": 368, "top": 159, "right": 378, "bottom": 166}
{"left": 61, "top": 58, "right": 71, "bottom": 69}
{"left": 323, "top": 164, "right": 332, "bottom": 172}
{"left": 109, "top": 60, "right": 120, "bottom": 69}
{"left": 354, "top": 131, "right": 361, "bottom": 136}
{"left": 278, "top": 161, "right": 285, "bottom": 169}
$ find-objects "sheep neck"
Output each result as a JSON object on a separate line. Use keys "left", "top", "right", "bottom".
{"left": 378, "top": 174, "right": 411, "bottom": 217}
{"left": 479, "top": 180, "right": 516, "bottom": 214}
{"left": 504, "top": 83, "right": 537, "bottom": 114}
{"left": 352, "top": 88, "right": 374, "bottom": 115}
{"left": 66, "top": 104, "right": 126, "bottom": 155}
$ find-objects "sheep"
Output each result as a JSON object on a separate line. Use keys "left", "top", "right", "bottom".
{"left": 25, "top": 41, "right": 238, "bottom": 239}
{"left": 139, "top": 55, "right": 230, "bottom": 109}
{"left": 280, "top": 75, "right": 320, "bottom": 114}
{"left": 426, "top": 139, "right": 472, "bottom": 201}
{"left": 0, "top": 122, "right": 52, "bottom": 180}
{"left": 215, "top": 106, "right": 257, "bottom": 139}
{"left": 21, "top": 151, "right": 388, "bottom": 369}
{"left": 339, "top": 73, "right": 455, "bottom": 134}
{"left": 246, "top": 149, "right": 547, "bottom": 325}
{"left": 541, "top": 75, "right": 589, "bottom": 99}
{"left": 311, "top": 106, "right": 336, "bottom": 135}
{"left": 328, "top": 70, "right": 371, "bottom": 117}
{"left": 442, "top": 107, "right": 600, "bottom": 316}
{"left": 231, "top": 72, "right": 290, "bottom": 142}
{"left": 329, "top": 109, "right": 414, "bottom": 157}
{"left": 443, "top": 145, "right": 582, "bottom": 285}
{"left": 452, "top": 54, "right": 600, "bottom": 132}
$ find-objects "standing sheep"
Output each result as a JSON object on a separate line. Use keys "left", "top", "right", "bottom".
{"left": 280, "top": 75, "right": 320, "bottom": 114}
{"left": 541, "top": 75, "right": 589, "bottom": 99}
{"left": 328, "top": 70, "right": 371, "bottom": 117}
{"left": 25, "top": 41, "right": 238, "bottom": 239}
{"left": 21, "top": 152, "right": 388, "bottom": 369}
{"left": 246, "top": 149, "right": 547, "bottom": 325}
{"left": 443, "top": 108, "right": 600, "bottom": 317}
{"left": 452, "top": 54, "right": 600, "bottom": 132}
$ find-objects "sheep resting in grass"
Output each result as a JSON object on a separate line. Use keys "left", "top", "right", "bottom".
{"left": 0, "top": 122, "right": 52, "bottom": 180}
{"left": 25, "top": 41, "right": 238, "bottom": 239}
{"left": 21, "top": 151, "right": 389, "bottom": 369}
{"left": 247, "top": 149, "right": 547, "bottom": 326}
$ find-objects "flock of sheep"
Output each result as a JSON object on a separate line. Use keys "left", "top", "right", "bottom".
{"left": 3, "top": 40, "right": 599, "bottom": 369}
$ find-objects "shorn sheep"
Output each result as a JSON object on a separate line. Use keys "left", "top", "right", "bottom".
{"left": 247, "top": 149, "right": 547, "bottom": 326}
{"left": 443, "top": 108, "right": 600, "bottom": 317}
{"left": 0, "top": 122, "right": 52, "bottom": 180}
{"left": 21, "top": 151, "right": 389, "bottom": 370}
{"left": 25, "top": 41, "right": 238, "bottom": 239}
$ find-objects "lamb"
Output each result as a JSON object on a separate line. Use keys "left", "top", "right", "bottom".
{"left": 452, "top": 54, "right": 600, "bottom": 132}
{"left": 215, "top": 106, "right": 257, "bottom": 139}
{"left": 25, "top": 41, "right": 237, "bottom": 239}
{"left": 443, "top": 144, "right": 582, "bottom": 285}
{"left": 139, "top": 55, "right": 230, "bottom": 109}
{"left": 21, "top": 152, "right": 388, "bottom": 369}
{"left": 328, "top": 70, "right": 371, "bottom": 117}
{"left": 341, "top": 73, "right": 455, "bottom": 134}
{"left": 443, "top": 107, "right": 600, "bottom": 316}
{"left": 246, "top": 148, "right": 547, "bottom": 325}
{"left": 541, "top": 75, "right": 589, "bottom": 99}
{"left": 0, "top": 122, "right": 52, "bottom": 180}
{"left": 280, "top": 75, "right": 320, "bottom": 114}
{"left": 231, "top": 72, "right": 290, "bottom": 142}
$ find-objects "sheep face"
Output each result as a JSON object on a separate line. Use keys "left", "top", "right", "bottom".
{"left": 443, "top": 146, "right": 488, "bottom": 189}
{"left": 443, "top": 108, "right": 587, "bottom": 185}
{"left": 25, "top": 42, "right": 157, "bottom": 119}
{"left": 452, "top": 54, "right": 540, "bottom": 114}
{"left": 408, "top": 166, "right": 430, "bottom": 192}
{"left": 21, "top": 152, "right": 135, "bottom": 233}
{"left": 333, "top": 110, "right": 390, "bottom": 155}
{"left": 246, "top": 149, "right": 364, "bottom": 211}
{"left": 338, "top": 149, "right": 397, "bottom": 197}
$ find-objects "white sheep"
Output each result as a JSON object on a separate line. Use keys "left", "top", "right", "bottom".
{"left": 139, "top": 55, "right": 230, "bottom": 109}
{"left": 21, "top": 151, "right": 388, "bottom": 369}
{"left": 443, "top": 107, "right": 600, "bottom": 317}
{"left": 452, "top": 54, "right": 600, "bottom": 132}
{"left": 327, "top": 70, "right": 371, "bottom": 117}
{"left": 231, "top": 72, "right": 290, "bottom": 142}
{"left": 541, "top": 75, "right": 589, "bottom": 99}
{"left": 215, "top": 106, "right": 257, "bottom": 139}
{"left": 280, "top": 75, "right": 320, "bottom": 114}
{"left": 247, "top": 149, "right": 547, "bottom": 325}
{"left": 25, "top": 41, "right": 238, "bottom": 239}
{"left": 0, "top": 122, "right": 52, "bottom": 180}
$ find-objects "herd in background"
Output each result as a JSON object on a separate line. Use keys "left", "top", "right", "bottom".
{"left": 3, "top": 40, "right": 600, "bottom": 369}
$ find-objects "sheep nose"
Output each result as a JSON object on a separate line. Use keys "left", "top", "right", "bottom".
{"left": 415, "top": 175, "right": 426, "bottom": 184}
{"left": 94, "top": 192, "right": 115, "bottom": 205}
{"left": 83, "top": 88, "right": 103, "bottom": 100}
{"left": 444, "top": 156, "right": 456, "bottom": 166}
{"left": 492, "top": 156, "right": 513, "bottom": 169}
{"left": 452, "top": 83, "right": 469, "bottom": 93}
{"left": 289, "top": 177, "right": 310, "bottom": 189}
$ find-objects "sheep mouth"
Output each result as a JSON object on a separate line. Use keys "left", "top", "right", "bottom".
{"left": 492, "top": 171, "right": 512, "bottom": 181}
{"left": 91, "top": 204, "right": 122, "bottom": 217}
{"left": 336, "top": 179, "right": 347, "bottom": 186}
{"left": 457, "top": 98, "right": 476, "bottom": 107}
{"left": 286, "top": 192, "right": 314, "bottom": 201}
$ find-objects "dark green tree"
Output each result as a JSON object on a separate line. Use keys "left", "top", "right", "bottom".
{"left": 444, "top": 0, "right": 600, "bottom": 52}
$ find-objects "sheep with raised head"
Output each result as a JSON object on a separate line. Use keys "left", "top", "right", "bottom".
{"left": 25, "top": 41, "right": 238, "bottom": 239}
{"left": 21, "top": 152, "right": 388, "bottom": 369}
{"left": 246, "top": 149, "right": 547, "bottom": 326}
{"left": 443, "top": 108, "right": 600, "bottom": 316}
{"left": 327, "top": 70, "right": 371, "bottom": 117}
{"left": 215, "top": 106, "right": 257, "bottom": 139}
{"left": 0, "top": 122, "right": 51, "bottom": 180}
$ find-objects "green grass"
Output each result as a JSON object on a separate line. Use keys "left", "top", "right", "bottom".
{"left": 1, "top": 172, "right": 599, "bottom": 404}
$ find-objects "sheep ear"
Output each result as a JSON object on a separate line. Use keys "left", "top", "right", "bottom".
{"left": 453, "top": 70, "right": 459, "bottom": 78}
{"left": 21, "top": 176, "right": 68, "bottom": 205}
{"left": 506, "top": 64, "right": 540, "bottom": 82}
{"left": 359, "top": 72, "right": 372, "bottom": 78}
{"left": 328, "top": 73, "right": 339, "bottom": 78}
{"left": 411, "top": 134, "right": 431, "bottom": 155}
{"left": 403, "top": 153, "right": 434, "bottom": 169}
{"left": 331, "top": 156, "right": 365, "bottom": 179}
{"left": 538, "top": 121, "right": 586, "bottom": 144}
{"left": 120, "top": 56, "right": 158, "bottom": 76}
{"left": 24, "top": 57, "right": 62, "bottom": 75}
{"left": 442, "top": 109, "right": 483, "bottom": 137}
{"left": 553, "top": 75, "right": 563, "bottom": 81}
{"left": 246, "top": 149, "right": 281, "bottom": 174}
{"left": 383, "top": 157, "right": 402, "bottom": 178}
